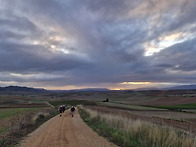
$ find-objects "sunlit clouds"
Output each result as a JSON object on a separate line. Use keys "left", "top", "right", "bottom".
{"left": 144, "top": 30, "right": 196, "bottom": 56}
{"left": 121, "top": 82, "right": 151, "bottom": 85}
{"left": 0, "top": 0, "right": 196, "bottom": 90}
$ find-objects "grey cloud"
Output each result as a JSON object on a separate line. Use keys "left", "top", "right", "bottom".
{"left": 0, "top": 30, "right": 25, "bottom": 40}
{"left": 0, "top": 0, "right": 196, "bottom": 88}
{"left": 167, "top": 1, "right": 196, "bottom": 31}
{"left": 0, "top": 15, "right": 38, "bottom": 34}
{"left": 154, "top": 38, "right": 196, "bottom": 72}
{"left": 0, "top": 41, "right": 92, "bottom": 73}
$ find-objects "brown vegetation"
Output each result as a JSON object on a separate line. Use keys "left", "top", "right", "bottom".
{"left": 0, "top": 108, "right": 57, "bottom": 147}
{"left": 87, "top": 106, "right": 196, "bottom": 134}
{"left": 80, "top": 106, "right": 196, "bottom": 147}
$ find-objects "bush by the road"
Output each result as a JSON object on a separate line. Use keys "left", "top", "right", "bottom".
{"left": 0, "top": 108, "right": 57, "bottom": 147}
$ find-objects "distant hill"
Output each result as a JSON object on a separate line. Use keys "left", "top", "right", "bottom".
{"left": 73, "top": 88, "right": 110, "bottom": 92}
{"left": 0, "top": 86, "right": 47, "bottom": 93}
{"left": 49, "top": 88, "right": 110, "bottom": 93}
{"left": 0, "top": 86, "right": 110, "bottom": 94}
{"left": 134, "top": 85, "right": 196, "bottom": 91}
{"left": 166, "top": 85, "right": 196, "bottom": 90}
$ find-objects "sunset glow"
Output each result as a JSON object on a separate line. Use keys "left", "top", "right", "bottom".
{"left": 121, "top": 82, "right": 151, "bottom": 85}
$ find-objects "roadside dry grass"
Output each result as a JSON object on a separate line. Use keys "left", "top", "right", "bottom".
{"left": 0, "top": 108, "right": 57, "bottom": 147}
{"left": 79, "top": 106, "right": 196, "bottom": 147}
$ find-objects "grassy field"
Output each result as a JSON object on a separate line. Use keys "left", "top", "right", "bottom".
{"left": 0, "top": 94, "right": 57, "bottom": 147}
{"left": 98, "top": 102, "right": 165, "bottom": 110}
{"left": 0, "top": 108, "right": 39, "bottom": 120}
{"left": 79, "top": 106, "right": 196, "bottom": 147}
{"left": 119, "top": 109, "right": 196, "bottom": 122}
{"left": 49, "top": 99, "right": 97, "bottom": 108}
{"left": 50, "top": 90, "right": 165, "bottom": 103}
{"left": 146, "top": 103, "right": 196, "bottom": 110}
{"left": 0, "top": 108, "right": 42, "bottom": 135}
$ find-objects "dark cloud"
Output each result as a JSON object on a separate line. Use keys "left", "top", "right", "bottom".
{"left": 0, "top": 17, "right": 37, "bottom": 33}
{"left": 0, "top": 41, "right": 92, "bottom": 73}
{"left": 0, "top": 0, "right": 196, "bottom": 89}
{"left": 153, "top": 38, "right": 196, "bottom": 72}
{"left": 167, "top": 1, "right": 196, "bottom": 31}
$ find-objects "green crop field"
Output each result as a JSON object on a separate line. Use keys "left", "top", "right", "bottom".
{"left": 0, "top": 108, "right": 39, "bottom": 120}
{"left": 98, "top": 102, "right": 165, "bottom": 110}
{"left": 147, "top": 103, "right": 196, "bottom": 110}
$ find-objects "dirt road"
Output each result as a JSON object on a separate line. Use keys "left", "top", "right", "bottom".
{"left": 20, "top": 109, "right": 117, "bottom": 147}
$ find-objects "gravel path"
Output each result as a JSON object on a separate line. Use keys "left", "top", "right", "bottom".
{"left": 20, "top": 109, "right": 117, "bottom": 147}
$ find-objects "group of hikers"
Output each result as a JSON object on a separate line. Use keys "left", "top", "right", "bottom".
{"left": 59, "top": 105, "right": 75, "bottom": 117}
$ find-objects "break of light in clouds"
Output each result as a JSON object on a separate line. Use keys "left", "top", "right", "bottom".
{"left": 0, "top": 0, "right": 196, "bottom": 90}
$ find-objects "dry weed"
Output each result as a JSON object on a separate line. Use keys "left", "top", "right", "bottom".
{"left": 81, "top": 106, "right": 196, "bottom": 147}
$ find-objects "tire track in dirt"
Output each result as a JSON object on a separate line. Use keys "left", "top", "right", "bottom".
{"left": 19, "top": 109, "right": 117, "bottom": 147}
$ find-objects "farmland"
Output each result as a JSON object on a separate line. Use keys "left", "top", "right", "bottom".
{"left": 0, "top": 93, "right": 56, "bottom": 147}
{"left": 47, "top": 89, "right": 196, "bottom": 139}
{"left": 98, "top": 101, "right": 165, "bottom": 110}
{"left": 0, "top": 108, "right": 40, "bottom": 135}
{"left": 49, "top": 99, "right": 97, "bottom": 108}
{"left": 0, "top": 108, "right": 39, "bottom": 120}
{"left": 0, "top": 89, "right": 196, "bottom": 146}
{"left": 24, "top": 90, "right": 196, "bottom": 130}
{"left": 147, "top": 103, "right": 196, "bottom": 110}
{"left": 79, "top": 106, "right": 196, "bottom": 147}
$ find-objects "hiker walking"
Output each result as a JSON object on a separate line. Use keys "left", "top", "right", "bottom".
{"left": 70, "top": 106, "right": 75, "bottom": 117}
{"left": 59, "top": 105, "right": 63, "bottom": 117}
{"left": 62, "top": 105, "right": 65, "bottom": 113}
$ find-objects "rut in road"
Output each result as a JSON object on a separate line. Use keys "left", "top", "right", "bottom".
{"left": 20, "top": 108, "right": 118, "bottom": 147}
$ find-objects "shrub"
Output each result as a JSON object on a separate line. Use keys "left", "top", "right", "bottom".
{"left": 0, "top": 108, "right": 57, "bottom": 147}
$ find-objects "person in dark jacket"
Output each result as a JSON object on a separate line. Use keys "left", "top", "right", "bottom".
{"left": 62, "top": 105, "right": 65, "bottom": 113}
{"left": 59, "top": 105, "right": 63, "bottom": 117}
{"left": 70, "top": 106, "right": 75, "bottom": 117}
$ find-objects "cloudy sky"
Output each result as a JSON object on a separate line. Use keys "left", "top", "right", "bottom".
{"left": 0, "top": 0, "right": 196, "bottom": 90}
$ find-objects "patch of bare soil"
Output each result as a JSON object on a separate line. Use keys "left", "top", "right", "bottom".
{"left": 19, "top": 109, "right": 117, "bottom": 147}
